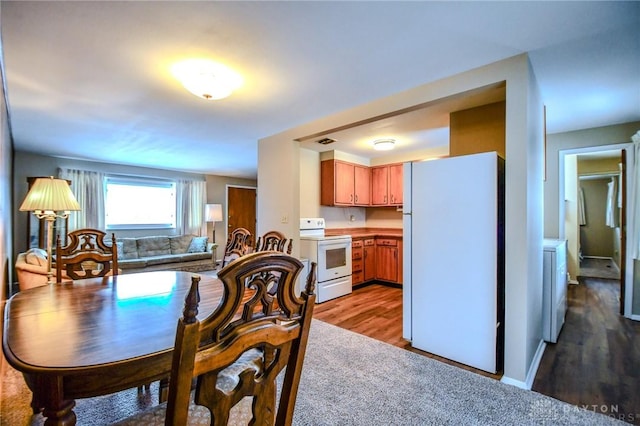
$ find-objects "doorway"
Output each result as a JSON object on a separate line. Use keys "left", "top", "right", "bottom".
{"left": 559, "top": 143, "right": 633, "bottom": 317}
{"left": 226, "top": 185, "right": 256, "bottom": 245}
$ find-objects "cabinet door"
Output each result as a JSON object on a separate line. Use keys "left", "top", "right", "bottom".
{"left": 388, "top": 164, "right": 403, "bottom": 205}
{"left": 353, "top": 165, "right": 371, "bottom": 206}
{"left": 371, "top": 166, "right": 389, "bottom": 205}
{"left": 334, "top": 161, "right": 355, "bottom": 205}
{"left": 363, "top": 242, "right": 376, "bottom": 281}
{"left": 376, "top": 245, "right": 397, "bottom": 282}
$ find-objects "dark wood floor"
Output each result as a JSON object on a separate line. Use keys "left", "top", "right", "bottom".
{"left": 532, "top": 277, "right": 640, "bottom": 424}
{"left": 314, "top": 279, "right": 640, "bottom": 424}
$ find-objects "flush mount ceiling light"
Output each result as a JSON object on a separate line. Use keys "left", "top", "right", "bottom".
{"left": 372, "top": 138, "right": 396, "bottom": 151}
{"left": 171, "top": 59, "right": 243, "bottom": 100}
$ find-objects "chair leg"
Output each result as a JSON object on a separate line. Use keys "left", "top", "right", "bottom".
{"left": 137, "top": 382, "right": 152, "bottom": 394}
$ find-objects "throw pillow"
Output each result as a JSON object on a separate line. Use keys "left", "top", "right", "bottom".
{"left": 25, "top": 248, "right": 48, "bottom": 267}
{"left": 187, "top": 236, "right": 208, "bottom": 253}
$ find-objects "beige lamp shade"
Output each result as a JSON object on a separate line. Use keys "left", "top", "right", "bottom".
{"left": 19, "top": 177, "right": 81, "bottom": 212}
{"left": 205, "top": 204, "right": 223, "bottom": 222}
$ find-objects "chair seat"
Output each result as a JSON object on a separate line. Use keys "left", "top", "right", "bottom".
{"left": 114, "top": 349, "right": 262, "bottom": 425}
{"left": 114, "top": 397, "right": 255, "bottom": 425}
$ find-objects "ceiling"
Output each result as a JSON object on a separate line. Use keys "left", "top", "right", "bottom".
{"left": 2, "top": 2, "right": 639, "bottom": 179}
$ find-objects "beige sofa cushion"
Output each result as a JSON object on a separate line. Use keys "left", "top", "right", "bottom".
{"left": 136, "top": 236, "right": 171, "bottom": 257}
{"left": 169, "top": 235, "right": 194, "bottom": 254}
{"left": 118, "top": 238, "right": 139, "bottom": 260}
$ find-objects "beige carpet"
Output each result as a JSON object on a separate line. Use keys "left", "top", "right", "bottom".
{"left": 0, "top": 319, "right": 623, "bottom": 425}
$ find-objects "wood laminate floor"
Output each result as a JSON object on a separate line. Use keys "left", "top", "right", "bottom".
{"left": 314, "top": 280, "right": 640, "bottom": 424}
{"left": 532, "top": 277, "right": 640, "bottom": 424}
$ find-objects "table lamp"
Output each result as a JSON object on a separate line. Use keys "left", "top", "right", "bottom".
{"left": 20, "top": 177, "right": 81, "bottom": 284}
{"left": 205, "top": 203, "right": 223, "bottom": 260}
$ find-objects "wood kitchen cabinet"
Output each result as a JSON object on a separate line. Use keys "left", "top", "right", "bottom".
{"left": 351, "top": 239, "right": 364, "bottom": 285}
{"left": 350, "top": 234, "right": 402, "bottom": 286}
{"left": 375, "top": 237, "right": 403, "bottom": 284}
{"left": 353, "top": 165, "right": 371, "bottom": 205}
{"left": 371, "top": 164, "right": 403, "bottom": 206}
{"left": 363, "top": 238, "right": 376, "bottom": 281}
{"left": 388, "top": 164, "right": 403, "bottom": 205}
{"left": 321, "top": 160, "right": 370, "bottom": 206}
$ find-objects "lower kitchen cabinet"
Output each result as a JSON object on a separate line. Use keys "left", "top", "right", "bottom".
{"left": 376, "top": 238, "right": 398, "bottom": 283}
{"left": 352, "top": 239, "right": 364, "bottom": 285}
{"left": 363, "top": 239, "right": 376, "bottom": 281}
{"left": 351, "top": 235, "right": 402, "bottom": 286}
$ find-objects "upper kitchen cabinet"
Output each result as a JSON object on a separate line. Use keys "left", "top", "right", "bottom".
{"left": 321, "top": 160, "right": 370, "bottom": 206}
{"left": 371, "top": 163, "right": 403, "bottom": 206}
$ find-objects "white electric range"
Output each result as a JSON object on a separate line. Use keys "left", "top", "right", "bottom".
{"left": 299, "top": 218, "right": 352, "bottom": 303}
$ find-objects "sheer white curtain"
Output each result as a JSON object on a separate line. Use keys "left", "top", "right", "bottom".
{"left": 58, "top": 168, "right": 106, "bottom": 230}
{"left": 631, "top": 131, "right": 640, "bottom": 259}
{"left": 177, "top": 179, "right": 206, "bottom": 236}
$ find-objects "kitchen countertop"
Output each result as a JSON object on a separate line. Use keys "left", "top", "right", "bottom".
{"left": 325, "top": 227, "right": 402, "bottom": 238}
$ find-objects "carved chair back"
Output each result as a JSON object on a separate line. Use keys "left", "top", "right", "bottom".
{"left": 254, "top": 230, "right": 293, "bottom": 255}
{"left": 221, "top": 227, "right": 253, "bottom": 268}
{"left": 164, "top": 251, "right": 317, "bottom": 425}
{"left": 56, "top": 228, "right": 118, "bottom": 282}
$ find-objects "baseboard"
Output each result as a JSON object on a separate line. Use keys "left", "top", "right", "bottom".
{"left": 500, "top": 339, "right": 546, "bottom": 390}
{"left": 631, "top": 314, "right": 640, "bottom": 322}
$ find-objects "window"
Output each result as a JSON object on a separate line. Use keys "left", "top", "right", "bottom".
{"left": 105, "top": 177, "right": 176, "bottom": 230}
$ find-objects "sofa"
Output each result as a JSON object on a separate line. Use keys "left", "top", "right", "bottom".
{"left": 116, "top": 234, "right": 215, "bottom": 273}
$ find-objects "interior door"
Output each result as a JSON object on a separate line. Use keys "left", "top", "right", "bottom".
{"left": 227, "top": 186, "right": 256, "bottom": 247}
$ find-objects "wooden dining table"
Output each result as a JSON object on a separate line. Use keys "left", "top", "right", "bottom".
{"left": 2, "top": 270, "right": 223, "bottom": 426}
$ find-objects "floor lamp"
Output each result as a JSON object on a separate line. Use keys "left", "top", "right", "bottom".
{"left": 205, "top": 203, "right": 223, "bottom": 264}
{"left": 20, "top": 177, "right": 81, "bottom": 285}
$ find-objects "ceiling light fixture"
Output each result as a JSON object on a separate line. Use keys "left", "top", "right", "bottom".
{"left": 171, "top": 59, "right": 243, "bottom": 100}
{"left": 372, "top": 138, "right": 396, "bottom": 151}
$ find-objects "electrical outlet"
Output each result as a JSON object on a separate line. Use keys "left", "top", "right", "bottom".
{"left": 281, "top": 215, "right": 288, "bottom": 224}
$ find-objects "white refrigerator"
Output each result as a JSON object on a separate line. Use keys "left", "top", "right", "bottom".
{"left": 402, "top": 152, "right": 505, "bottom": 374}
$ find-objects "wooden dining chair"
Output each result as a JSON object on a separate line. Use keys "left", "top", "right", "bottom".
{"left": 116, "top": 251, "right": 317, "bottom": 425}
{"left": 55, "top": 228, "right": 119, "bottom": 282}
{"left": 220, "top": 227, "right": 253, "bottom": 268}
{"left": 55, "top": 229, "right": 154, "bottom": 393}
{"left": 254, "top": 230, "right": 293, "bottom": 254}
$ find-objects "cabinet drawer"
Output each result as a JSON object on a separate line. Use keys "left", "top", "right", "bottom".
{"left": 352, "top": 259, "right": 363, "bottom": 273}
{"left": 352, "top": 247, "right": 363, "bottom": 260}
{"left": 364, "top": 239, "right": 375, "bottom": 246}
{"left": 352, "top": 239, "right": 363, "bottom": 248}
{"left": 376, "top": 238, "right": 397, "bottom": 246}
{"left": 352, "top": 271, "right": 364, "bottom": 285}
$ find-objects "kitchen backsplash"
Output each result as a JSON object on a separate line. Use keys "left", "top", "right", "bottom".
{"left": 320, "top": 206, "right": 402, "bottom": 229}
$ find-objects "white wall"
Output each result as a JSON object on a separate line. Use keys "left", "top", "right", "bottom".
{"left": 544, "top": 121, "right": 640, "bottom": 237}
{"left": 257, "top": 136, "right": 301, "bottom": 259}
{"left": 259, "top": 54, "right": 544, "bottom": 387}
{"left": 300, "top": 148, "right": 321, "bottom": 219}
